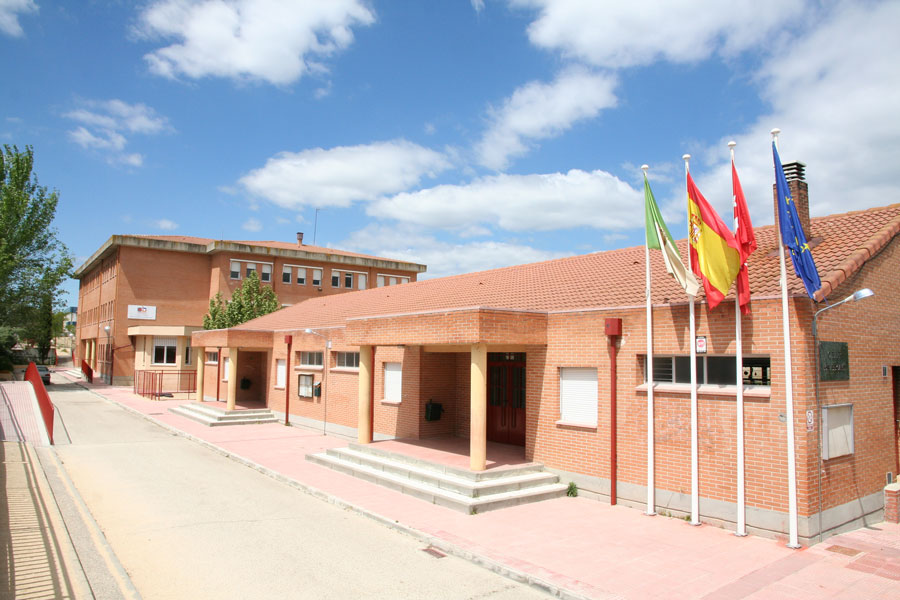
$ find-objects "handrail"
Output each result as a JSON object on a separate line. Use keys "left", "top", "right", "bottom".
{"left": 24, "top": 362, "right": 54, "bottom": 444}
{"left": 81, "top": 359, "right": 93, "bottom": 383}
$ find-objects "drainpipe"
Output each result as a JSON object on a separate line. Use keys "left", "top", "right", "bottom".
{"left": 216, "top": 346, "right": 222, "bottom": 402}
{"left": 606, "top": 318, "right": 622, "bottom": 505}
{"left": 284, "top": 335, "right": 292, "bottom": 426}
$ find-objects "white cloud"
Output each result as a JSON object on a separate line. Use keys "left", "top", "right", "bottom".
{"left": 512, "top": 0, "right": 806, "bottom": 68}
{"left": 239, "top": 140, "right": 451, "bottom": 208}
{"left": 0, "top": 0, "right": 36, "bottom": 37}
{"left": 242, "top": 217, "right": 263, "bottom": 232}
{"left": 341, "top": 224, "right": 568, "bottom": 280}
{"left": 65, "top": 99, "right": 171, "bottom": 167}
{"left": 154, "top": 219, "right": 179, "bottom": 230}
{"left": 476, "top": 68, "right": 617, "bottom": 170}
{"left": 369, "top": 168, "right": 641, "bottom": 232}
{"left": 136, "top": 0, "right": 375, "bottom": 85}
{"left": 471, "top": 0, "right": 485, "bottom": 13}
{"left": 688, "top": 1, "right": 900, "bottom": 225}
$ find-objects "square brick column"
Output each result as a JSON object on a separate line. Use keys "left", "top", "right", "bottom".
{"left": 195, "top": 346, "right": 205, "bottom": 402}
{"left": 885, "top": 483, "right": 900, "bottom": 523}
{"left": 470, "top": 343, "right": 487, "bottom": 472}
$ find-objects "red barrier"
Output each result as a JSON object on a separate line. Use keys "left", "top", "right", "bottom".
{"left": 81, "top": 359, "right": 93, "bottom": 383}
{"left": 24, "top": 362, "right": 54, "bottom": 445}
{"left": 133, "top": 370, "right": 196, "bottom": 400}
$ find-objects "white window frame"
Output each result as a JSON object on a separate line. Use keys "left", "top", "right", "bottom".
{"left": 296, "top": 267, "right": 306, "bottom": 285}
{"left": 298, "top": 374, "right": 314, "bottom": 397}
{"left": 205, "top": 351, "right": 219, "bottom": 364}
{"left": 344, "top": 272, "right": 353, "bottom": 288}
{"left": 152, "top": 336, "right": 177, "bottom": 365}
{"left": 822, "top": 403, "right": 854, "bottom": 459}
{"left": 245, "top": 263, "right": 257, "bottom": 278}
{"left": 261, "top": 264, "right": 272, "bottom": 282}
{"left": 282, "top": 266, "right": 292, "bottom": 284}
{"left": 331, "top": 271, "right": 340, "bottom": 287}
{"left": 275, "top": 359, "right": 286, "bottom": 388}
{"left": 336, "top": 352, "right": 360, "bottom": 368}
{"left": 358, "top": 273, "right": 367, "bottom": 290}
{"left": 384, "top": 362, "right": 402, "bottom": 403}
{"left": 312, "top": 269, "right": 322, "bottom": 287}
{"left": 558, "top": 367, "right": 598, "bottom": 427}
{"left": 230, "top": 261, "right": 241, "bottom": 280}
{"left": 300, "top": 351, "right": 323, "bottom": 367}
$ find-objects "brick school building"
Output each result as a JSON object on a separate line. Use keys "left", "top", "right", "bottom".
{"left": 192, "top": 171, "right": 900, "bottom": 544}
{"left": 73, "top": 234, "right": 424, "bottom": 385}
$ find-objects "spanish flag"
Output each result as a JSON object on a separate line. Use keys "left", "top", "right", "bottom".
{"left": 686, "top": 172, "right": 741, "bottom": 309}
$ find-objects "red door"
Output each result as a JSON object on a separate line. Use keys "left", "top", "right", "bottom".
{"left": 487, "top": 353, "right": 526, "bottom": 446}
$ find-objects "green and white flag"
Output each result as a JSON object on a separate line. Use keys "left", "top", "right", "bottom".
{"left": 644, "top": 174, "right": 699, "bottom": 297}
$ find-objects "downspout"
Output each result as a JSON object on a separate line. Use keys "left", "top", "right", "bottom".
{"left": 284, "top": 335, "right": 292, "bottom": 426}
{"left": 606, "top": 318, "right": 622, "bottom": 505}
{"left": 216, "top": 346, "right": 222, "bottom": 402}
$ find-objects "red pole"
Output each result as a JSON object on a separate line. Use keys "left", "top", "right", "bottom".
{"left": 284, "top": 335, "right": 292, "bottom": 426}
{"left": 605, "top": 318, "right": 622, "bottom": 506}
{"left": 216, "top": 346, "right": 221, "bottom": 402}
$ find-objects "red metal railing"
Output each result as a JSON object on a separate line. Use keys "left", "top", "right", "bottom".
{"left": 24, "top": 362, "right": 54, "bottom": 444}
{"left": 133, "top": 370, "right": 196, "bottom": 400}
{"left": 81, "top": 359, "right": 93, "bottom": 383}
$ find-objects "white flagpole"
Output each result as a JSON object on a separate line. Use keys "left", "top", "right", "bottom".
{"left": 772, "top": 128, "right": 801, "bottom": 549}
{"left": 684, "top": 154, "right": 700, "bottom": 526}
{"left": 642, "top": 164, "right": 656, "bottom": 516}
{"left": 730, "top": 141, "right": 748, "bottom": 537}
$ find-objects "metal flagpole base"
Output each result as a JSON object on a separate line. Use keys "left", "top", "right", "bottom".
{"left": 644, "top": 511, "right": 657, "bottom": 516}
{"left": 690, "top": 521, "right": 702, "bottom": 527}
{"left": 786, "top": 543, "right": 802, "bottom": 550}
{"left": 734, "top": 532, "right": 748, "bottom": 537}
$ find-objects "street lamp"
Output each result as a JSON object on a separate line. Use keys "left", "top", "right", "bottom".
{"left": 813, "top": 287, "right": 874, "bottom": 542}
{"left": 304, "top": 328, "right": 332, "bottom": 435}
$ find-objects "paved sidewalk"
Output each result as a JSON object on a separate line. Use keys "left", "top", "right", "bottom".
{"left": 59, "top": 373, "right": 900, "bottom": 600}
{"left": 1, "top": 382, "right": 92, "bottom": 600}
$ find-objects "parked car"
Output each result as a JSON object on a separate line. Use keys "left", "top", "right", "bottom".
{"left": 36, "top": 365, "right": 51, "bottom": 385}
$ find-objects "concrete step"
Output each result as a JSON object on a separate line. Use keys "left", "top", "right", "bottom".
{"left": 323, "top": 447, "right": 560, "bottom": 497}
{"left": 307, "top": 448, "right": 567, "bottom": 514}
{"left": 169, "top": 403, "right": 279, "bottom": 427}
{"left": 345, "top": 442, "right": 546, "bottom": 481}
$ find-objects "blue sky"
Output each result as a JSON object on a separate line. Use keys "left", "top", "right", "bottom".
{"left": 2, "top": 1, "right": 899, "bottom": 308}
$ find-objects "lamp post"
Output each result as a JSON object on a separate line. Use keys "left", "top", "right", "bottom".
{"left": 103, "top": 325, "right": 112, "bottom": 384}
{"left": 813, "top": 287, "right": 874, "bottom": 542}
{"left": 304, "top": 328, "right": 332, "bottom": 435}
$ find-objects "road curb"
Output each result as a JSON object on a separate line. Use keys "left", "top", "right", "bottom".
{"left": 65, "top": 377, "right": 599, "bottom": 600}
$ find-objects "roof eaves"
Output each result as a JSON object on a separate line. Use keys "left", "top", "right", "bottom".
{"left": 815, "top": 211, "right": 900, "bottom": 301}
{"left": 204, "top": 240, "right": 426, "bottom": 273}
{"left": 345, "top": 305, "right": 549, "bottom": 322}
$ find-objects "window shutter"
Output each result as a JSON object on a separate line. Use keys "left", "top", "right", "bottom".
{"left": 384, "top": 362, "right": 402, "bottom": 402}
{"left": 559, "top": 368, "right": 598, "bottom": 426}
{"left": 276, "top": 359, "right": 286, "bottom": 388}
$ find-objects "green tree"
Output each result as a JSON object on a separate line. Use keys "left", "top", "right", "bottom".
{"left": 202, "top": 270, "right": 279, "bottom": 329}
{"left": 0, "top": 145, "right": 72, "bottom": 329}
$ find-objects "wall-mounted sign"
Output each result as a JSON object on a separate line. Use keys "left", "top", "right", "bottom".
{"left": 127, "top": 305, "right": 157, "bottom": 320}
{"left": 695, "top": 336, "right": 707, "bottom": 354}
{"left": 806, "top": 409, "right": 815, "bottom": 432}
{"left": 819, "top": 341, "right": 849, "bottom": 381}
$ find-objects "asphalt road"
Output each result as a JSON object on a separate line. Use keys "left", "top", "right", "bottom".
{"left": 47, "top": 379, "right": 549, "bottom": 600}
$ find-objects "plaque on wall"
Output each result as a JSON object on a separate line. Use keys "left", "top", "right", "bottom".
{"left": 127, "top": 305, "right": 157, "bottom": 320}
{"left": 819, "top": 341, "right": 849, "bottom": 381}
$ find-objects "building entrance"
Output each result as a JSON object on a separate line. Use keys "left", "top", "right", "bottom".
{"left": 487, "top": 353, "right": 526, "bottom": 446}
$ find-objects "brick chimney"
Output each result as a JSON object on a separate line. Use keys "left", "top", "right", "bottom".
{"left": 297, "top": 232, "right": 304, "bottom": 246}
{"left": 773, "top": 160, "right": 812, "bottom": 239}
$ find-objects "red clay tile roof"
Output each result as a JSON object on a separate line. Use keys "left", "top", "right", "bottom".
{"left": 235, "top": 203, "right": 900, "bottom": 332}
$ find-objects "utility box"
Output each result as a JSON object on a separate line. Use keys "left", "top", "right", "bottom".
{"left": 425, "top": 400, "right": 444, "bottom": 421}
{"left": 605, "top": 318, "right": 622, "bottom": 337}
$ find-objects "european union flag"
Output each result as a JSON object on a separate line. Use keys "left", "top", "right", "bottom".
{"left": 773, "top": 141, "right": 822, "bottom": 299}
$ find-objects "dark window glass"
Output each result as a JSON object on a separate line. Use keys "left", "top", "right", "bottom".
{"left": 707, "top": 356, "right": 736, "bottom": 385}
